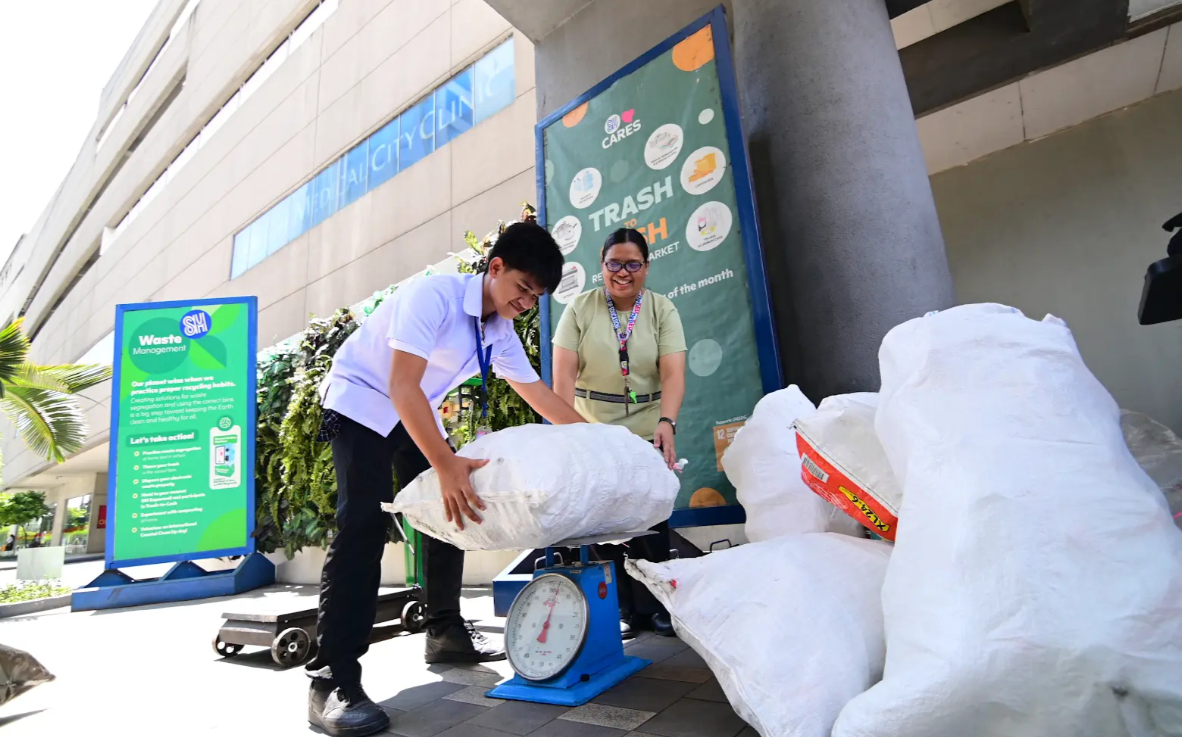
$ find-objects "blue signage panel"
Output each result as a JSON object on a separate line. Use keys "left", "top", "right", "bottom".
{"left": 399, "top": 95, "right": 435, "bottom": 170}
{"left": 311, "top": 159, "right": 340, "bottom": 227}
{"left": 340, "top": 139, "right": 369, "bottom": 207}
{"left": 288, "top": 182, "right": 313, "bottom": 239}
{"left": 475, "top": 39, "right": 515, "bottom": 124}
{"left": 230, "top": 230, "right": 250, "bottom": 278}
{"left": 265, "top": 198, "right": 290, "bottom": 255}
{"left": 228, "top": 40, "right": 517, "bottom": 276}
{"left": 368, "top": 117, "right": 399, "bottom": 191}
{"left": 436, "top": 69, "right": 474, "bottom": 147}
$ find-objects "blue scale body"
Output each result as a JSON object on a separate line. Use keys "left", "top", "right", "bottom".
{"left": 486, "top": 548, "right": 651, "bottom": 706}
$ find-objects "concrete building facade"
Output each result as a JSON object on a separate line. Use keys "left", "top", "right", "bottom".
{"left": 3, "top": 0, "right": 1182, "bottom": 574}
{"left": 0, "top": 0, "right": 538, "bottom": 574}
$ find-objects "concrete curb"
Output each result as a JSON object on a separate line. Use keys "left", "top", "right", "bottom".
{"left": 0, "top": 594, "right": 72, "bottom": 619}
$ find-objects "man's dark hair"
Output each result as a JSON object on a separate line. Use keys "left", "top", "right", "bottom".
{"left": 485, "top": 222, "right": 565, "bottom": 293}
{"left": 601, "top": 228, "right": 649, "bottom": 261}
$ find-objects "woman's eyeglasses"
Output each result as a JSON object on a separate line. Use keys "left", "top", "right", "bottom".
{"left": 604, "top": 260, "right": 645, "bottom": 273}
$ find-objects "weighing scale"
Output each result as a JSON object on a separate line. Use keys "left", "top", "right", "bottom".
{"left": 486, "top": 531, "right": 655, "bottom": 706}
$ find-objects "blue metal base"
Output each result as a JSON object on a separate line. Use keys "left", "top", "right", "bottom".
{"left": 71, "top": 552, "right": 275, "bottom": 611}
{"left": 493, "top": 549, "right": 535, "bottom": 617}
{"left": 487, "top": 655, "right": 651, "bottom": 706}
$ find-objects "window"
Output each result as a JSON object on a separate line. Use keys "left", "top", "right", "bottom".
{"left": 368, "top": 118, "right": 399, "bottom": 190}
{"left": 103, "top": 0, "right": 339, "bottom": 256}
{"left": 399, "top": 95, "right": 435, "bottom": 171}
{"left": 98, "top": 0, "right": 201, "bottom": 151}
{"left": 311, "top": 160, "right": 341, "bottom": 228}
{"left": 229, "top": 39, "right": 517, "bottom": 279}
{"left": 241, "top": 40, "right": 289, "bottom": 102}
{"left": 475, "top": 39, "right": 515, "bottom": 125}
{"left": 339, "top": 139, "right": 369, "bottom": 208}
{"left": 435, "top": 69, "right": 473, "bottom": 147}
{"left": 76, "top": 331, "right": 115, "bottom": 365}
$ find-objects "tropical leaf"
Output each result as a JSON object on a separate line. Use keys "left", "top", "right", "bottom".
{"left": 0, "top": 318, "right": 30, "bottom": 390}
{"left": 10, "top": 363, "right": 112, "bottom": 393}
{"left": 0, "top": 386, "right": 91, "bottom": 463}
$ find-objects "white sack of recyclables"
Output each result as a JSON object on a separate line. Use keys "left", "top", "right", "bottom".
{"left": 628, "top": 533, "right": 893, "bottom": 737}
{"left": 722, "top": 386, "right": 864, "bottom": 541}
{"left": 390, "top": 423, "right": 679, "bottom": 551}
{"left": 832, "top": 304, "right": 1182, "bottom": 737}
{"left": 794, "top": 392, "right": 903, "bottom": 520}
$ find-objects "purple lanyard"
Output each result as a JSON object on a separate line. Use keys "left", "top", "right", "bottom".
{"left": 605, "top": 288, "right": 644, "bottom": 377}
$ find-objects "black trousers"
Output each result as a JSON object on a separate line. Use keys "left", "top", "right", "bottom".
{"left": 591, "top": 521, "right": 671, "bottom": 620}
{"left": 305, "top": 416, "right": 465, "bottom": 687}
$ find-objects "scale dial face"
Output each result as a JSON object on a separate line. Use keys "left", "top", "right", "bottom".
{"left": 505, "top": 573, "right": 590, "bottom": 681}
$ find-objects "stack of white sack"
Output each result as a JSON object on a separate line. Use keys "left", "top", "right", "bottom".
{"left": 1121, "top": 409, "right": 1182, "bottom": 531}
{"left": 794, "top": 393, "right": 903, "bottom": 540}
{"left": 389, "top": 423, "right": 678, "bottom": 551}
{"left": 628, "top": 533, "right": 892, "bottom": 737}
{"left": 833, "top": 304, "right": 1182, "bottom": 737}
{"left": 722, "top": 386, "right": 863, "bottom": 541}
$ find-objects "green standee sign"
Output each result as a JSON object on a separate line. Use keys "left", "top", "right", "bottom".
{"left": 537, "top": 8, "right": 782, "bottom": 524}
{"left": 106, "top": 297, "right": 258, "bottom": 567}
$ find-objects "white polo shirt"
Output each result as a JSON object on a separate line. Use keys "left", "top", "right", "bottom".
{"left": 320, "top": 273, "right": 540, "bottom": 437}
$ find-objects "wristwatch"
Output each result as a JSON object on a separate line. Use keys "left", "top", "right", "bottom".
{"left": 658, "top": 417, "right": 677, "bottom": 434}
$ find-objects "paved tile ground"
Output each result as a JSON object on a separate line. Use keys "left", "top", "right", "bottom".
{"left": 0, "top": 582, "right": 750, "bottom": 737}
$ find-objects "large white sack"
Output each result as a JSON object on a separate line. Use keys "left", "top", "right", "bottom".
{"left": 833, "top": 304, "right": 1182, "bottom": 737}
{"left": 390, "top": 423, "right": 678, "bottom": 551}
{"left": 722, "top": 387, "right": 863, "bottom": 541}
{"left": 1121, "top": 410, "right": 1182, "bottom": 531}
{"left": 628, "top": 534, "right": 892, "bottom": 737}
{"left": 794, "top": 393, "right": 903, "bottom": 540}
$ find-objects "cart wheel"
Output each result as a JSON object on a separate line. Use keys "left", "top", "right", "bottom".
{"left": 213, "top": 635, "right": 243, "bottom": 658}
{"left": 271, "top": 627, "right": 312, "bottom": 667}
{"left": 401, "top": 600, "right": 426, "bottom": 634}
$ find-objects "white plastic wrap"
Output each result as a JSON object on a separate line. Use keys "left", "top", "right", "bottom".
{"left": 390, "top": 423, "right": 678, "bottom": 551}
{"left": 794, "top": 393, "right": 903, "bottom": 539}
{"left": 722, "top": 387, "right": 863, "bottom": 541}
{"left": 833, "top": 304, "right": 1182, "bottom": 737}
{"left": 628, "top": 534, "right": 892, "bottom": 737}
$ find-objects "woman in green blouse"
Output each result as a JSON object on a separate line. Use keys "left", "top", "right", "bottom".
{"left": 552, "top": 228, "right": 687, "bottom": 637}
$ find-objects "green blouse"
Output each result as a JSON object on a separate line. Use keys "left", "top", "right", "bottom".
{"left": 553, "top": 288, "right": 686, "bottom": 440}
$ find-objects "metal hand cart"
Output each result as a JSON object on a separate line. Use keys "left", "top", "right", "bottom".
{"left": 212, "top": 516, "right": 427, "bottom": 668}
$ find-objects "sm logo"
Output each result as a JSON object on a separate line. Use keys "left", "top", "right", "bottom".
{"left": 180, "top": 309, "right": 212, "bottom": 339}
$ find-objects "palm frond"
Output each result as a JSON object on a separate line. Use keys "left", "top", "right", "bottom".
{"left": 0, "top": 318, "right": 30, "bottom": 388}
{"left": 12, "top": 363, "right": 112, "bottom": 393}
{"left": 0, "top": 386, "right": 91, "bottom": 462}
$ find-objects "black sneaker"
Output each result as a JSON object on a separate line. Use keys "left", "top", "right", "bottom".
{"left": 308, "top": 680, "right": 390, "bottom": 737}
{"left": 425, "top": 621, "right": 506, "bottom": 664}
{"left": 620, "top": 617, "right": 637, "bottom": 641}
{"left": 651, "top": 612, "right": 676, "bottom": 638}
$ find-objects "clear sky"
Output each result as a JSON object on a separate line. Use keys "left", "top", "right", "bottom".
{"left": 0, "top": 0, "right": 159, "bottom": 268}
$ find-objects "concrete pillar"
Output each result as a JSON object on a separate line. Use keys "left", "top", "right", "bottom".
{"left": 88, "top": 473, "right": 108, "bottom": 555}
{"left": 732, "top": 0, "right": 955, "bottom": 399}
{"left": 49, "top": 491, "right": 66, "bottom": 547}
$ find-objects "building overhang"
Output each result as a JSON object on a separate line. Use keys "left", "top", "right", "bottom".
{"left": 485, "top": 0, "right": 1182, "bottom": 116}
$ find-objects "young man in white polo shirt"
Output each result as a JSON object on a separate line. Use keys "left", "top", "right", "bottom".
{"left": 306, "top": 222, "right": 585, "bottom": 737}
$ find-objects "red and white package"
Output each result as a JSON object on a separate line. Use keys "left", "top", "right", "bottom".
{"left": 793, "top": 394, "right": 902, "bottom": 541}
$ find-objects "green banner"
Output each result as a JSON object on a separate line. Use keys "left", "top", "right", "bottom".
{"left": 110, "top": 298, "right": 256, "bottom": 564}
{"left": 542, "top": 22, "right": 768, "bottom": 511}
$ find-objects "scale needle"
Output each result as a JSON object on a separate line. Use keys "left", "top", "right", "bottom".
{"left": 536, "top": 583, "right": 561, "bottom": 644}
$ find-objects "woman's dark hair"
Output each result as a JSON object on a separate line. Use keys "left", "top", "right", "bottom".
{"left": 484, "top": 222, "right": 565, "bottom": 293}
{"left": 601, "top": 228, "right": 649, "bottom": 261}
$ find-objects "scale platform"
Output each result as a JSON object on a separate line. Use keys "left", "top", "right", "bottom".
{"left": 486, "top": 531, "right": 655, "bottom": 707}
